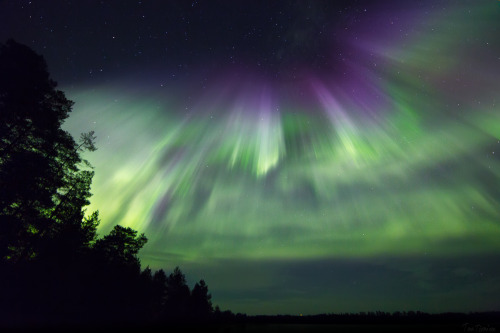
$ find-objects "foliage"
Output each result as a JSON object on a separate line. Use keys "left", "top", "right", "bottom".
{"left": 0, "top": 39, "right": 98, "bottom": 262}
{"left": 94, "top": 225, "right": 147, "bottom": 269}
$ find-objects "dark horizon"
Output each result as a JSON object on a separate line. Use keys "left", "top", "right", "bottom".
{"left": 1, "top": 0, "right": 499, "bottom": 316}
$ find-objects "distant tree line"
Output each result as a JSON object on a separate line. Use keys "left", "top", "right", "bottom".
{"left": 247, "top": 311, "right": 500, "bottom": 326}
{"left": 0, "top": 39, "right": 225, "bottom": 329}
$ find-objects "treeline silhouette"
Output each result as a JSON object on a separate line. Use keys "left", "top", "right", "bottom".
{"left": 246, "top": 311, "right": 500, "bottom": 326}
{"left": 0, "top": 39, "right": 224, "bottom": 329}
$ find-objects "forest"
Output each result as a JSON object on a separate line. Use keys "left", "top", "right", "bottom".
{"left": 0, "top": 39, "right": 223, "bottom": 329}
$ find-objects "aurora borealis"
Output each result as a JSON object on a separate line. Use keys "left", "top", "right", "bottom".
{"left": 1, "top": 0, "right": 499, "bottom": 315}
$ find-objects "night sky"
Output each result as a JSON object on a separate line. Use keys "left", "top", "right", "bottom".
{"left": 1, "top": 0, "right": 500, "bottom": 315}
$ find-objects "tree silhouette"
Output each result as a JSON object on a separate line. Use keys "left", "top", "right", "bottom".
{"left": 165, "top": 266, "right": 191, "bottom": 320}
{"left": 152, "top": 268, "right": 168, "bottom": 315}
{"left": 94, "top": 225, "right": 147, "bottom": 270}
{"left": 191, "top": 279, "right": 213, "bottom": 320}
{"left": 0, "top": 39, "right": 98, "bottom": 262}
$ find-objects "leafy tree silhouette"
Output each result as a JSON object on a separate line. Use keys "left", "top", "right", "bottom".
{"left": 89, "top": 226, "right": 148, "bottom": 322}
{"left": 0, "top": 39, "right": 104, "bottom": 326}
{"left": 94, "top": 225, "right": 147, "bottom": 269}
{"left": 0, "top": 39, "right": 98, "bottom": 263}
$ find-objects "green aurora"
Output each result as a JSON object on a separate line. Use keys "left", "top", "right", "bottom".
{"left": 42, "top": 1, "right": 500, "bottom": 314}
{"left": 66, "top": 5, "right": 499, "bottom": 258}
